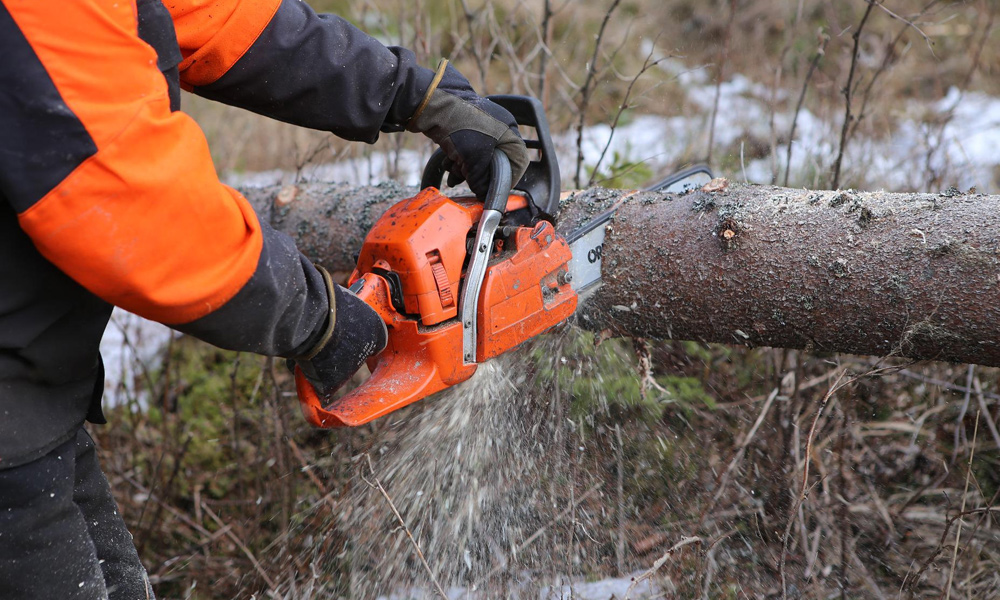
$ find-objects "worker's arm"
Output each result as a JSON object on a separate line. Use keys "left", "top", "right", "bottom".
{"left": 169, "top": 0, "right": 431, "bottom": 142}
{"left": 0, "top": 0, "right": 378, "bottom": 378}
{"left": 168, "top": 0, "right": 529, "bottom": 198}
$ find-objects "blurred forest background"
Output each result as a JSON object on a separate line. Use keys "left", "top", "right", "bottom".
{"left": 93, "top": 0, "right": 1000, "bottom": 598}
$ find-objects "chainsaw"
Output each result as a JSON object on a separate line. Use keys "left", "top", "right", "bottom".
{"left": 294, "top": 96, "right": 712, "bottom": 427}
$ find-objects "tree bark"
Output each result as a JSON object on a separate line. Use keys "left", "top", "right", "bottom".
{"left": 243, "top": 181, "right": 1000, "bottom": 367}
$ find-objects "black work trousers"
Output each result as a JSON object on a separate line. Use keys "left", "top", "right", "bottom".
{"left": 0, "top": 427, "right": 153, "bottom": 600}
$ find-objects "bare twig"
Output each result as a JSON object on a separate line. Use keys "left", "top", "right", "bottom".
{"left": 780, "top": 477, "right": 826, "bottom": 600}
{"left": 138, "top": 434, "right": 192, "bottom": 555}
{"left": 705, "top": 0, "right": 738, "bottom": 168}
{"left": 574, "top": 0, "right": 622, "bottom": 188}
{"left": 740, "top": 140, "right": 748, "bottom": 183}
{"left": 860, "top": 361, "right": 1000, "bottom": 403}
{"left": 832, "top": 1, "right": 875, "bottom": 189}
{"left": 537, "top": 0, "right": 554, "bottom": 109}
{"left": 973, "top": 377, "right": 1000, "bottom": 455}
{"left": 478, "top": 483, "right": 604, "bottom": 585}
{"left": 201, "top": 502, "right": 278, "bottom": 592}
{"left": 847, "top": 0, "right": 942, "bottom": 142}
{"left": 362, "top": 454, "right": 448, "bottom": 600}
{"left": 920, "top": 0, "right": 995, "bottom": 188}
{"left": 803, "top": 370, "right": 848, "bottom": 500}
{"left": 588, "top": 40, "right": 666, "bottom": 187}
{"left": 615, "top": 423, "right": 626, "bottom": 576}
{"left": 784, "top": 32, "right": 829, "bottom": 187}
{"left": 868, "top": 0, "right": 935, "bottom": 53}
{"left": 945, "top": 410, "right": 980, "bottom": 600}
{"left": 287, "top": 438, "right": 339, "bottom": 513}
{"left": 624, "top": 536, "right": 703, "bottom": 599}
{"left": 959, "top": 0, "right": 996, "bottom": 92}
{"left": 121, "top": 473, "right": 214, "bottom": 540}
{"left": 699, "top": 530, "right": 736, "bottom": 600}
{"left": 768, "top": 0, "right": 808, "bottom": 183}
{"left": 701, "top": 387, "right": 780, "bottom": 523}
{"left": 781, "top": 368, "right": 849, "bottom": 600}
{"left": 952, "top": 364, "right": 976, "bottom": 464}
{"left": 458, "top": 0, "right": 491, "bottom": 91}
{"left": 904, "top": 506, "right": 1000, "bottom": 597}
{"left": 838, "top": 406, "right": 850, "bottom": 600}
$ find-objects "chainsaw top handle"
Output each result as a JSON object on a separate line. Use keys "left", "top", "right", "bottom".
{"left": 420, "top": 95, "right": 560, "bottom": 217}
{"left": 459, "top": 148, "right": 510, "bottom": 363}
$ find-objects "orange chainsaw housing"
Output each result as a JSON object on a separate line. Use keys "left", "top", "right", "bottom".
{"left": 294, "top": 188, "right": 577, "bottom": 428}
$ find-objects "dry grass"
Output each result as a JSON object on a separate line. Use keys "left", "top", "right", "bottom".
{"left": 95, "top": 337, "right": 1000, "bottom": 598}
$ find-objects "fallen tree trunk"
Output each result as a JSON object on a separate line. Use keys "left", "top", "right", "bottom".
{"left": 243, "top": 181, "right": 1000, "bottom": 367}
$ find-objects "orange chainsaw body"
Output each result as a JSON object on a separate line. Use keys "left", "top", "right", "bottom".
{"left": 295, "top": 188, "right": 577, "bottom": 428}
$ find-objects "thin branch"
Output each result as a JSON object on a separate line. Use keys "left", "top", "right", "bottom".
{"left": 858, "top": 360, "right": 1000, "bottom": 403}
{"left": 458, "top": 0, "right": 490, "bottom": 91}
{"left": 973, "top": 377, "right": 1000, "bottom": 455}
{"left": 780, "top": 477, "right": 827, "bottom": 600}
{"left": 945, "top": 410, "right": 979, "bottom": 600}
{"left": 904, "top": 506, "right": 1000, "bottom": 597}
{"left": 477, "top": 483, "right": 603, "bottom": 586}
{"left": 848, "top": 1, "right": 940, "bottom": 145}
{"left": 624, "top": 536, "right": 703, "bottom": 599}
{"left": 588, "top": 40, "right": 666, "bottom": 187}
{"left": 699, "top": 388, "right": 780, "bottom": 526}
{"left": 201, "top": 502, "right": 278, "bottom": 592}
{"left": 705, "top": 0, "right": 738, "bottom": 168}
{"left": 615, "top": 423, "right": 626, "bottom": 576}
{"left": 952, "top": 364, "right": 975, "bottom": 465}
{"left": 784, "top": 32, "right": 829, "bottom": 187}
{"left": 537, "top": 0, "right": 554, "bottom": 109}
{"left": 832, "top": 1, "right": 875, "bottom": 189}
{"left": 801, "top": 369, "right": 848, "bottom": 500}
{"left": 782, "top": 366, "right": 864, "bottom": 600}
{"left": 362, "top": 454, "right": 448, "bottom": 600}
{"left": 287, "top": 438, "right": 339, "bottom": 514}
{"left": 574, "top": 0, "right": 622, "bottom": 188}
{"left": 869, "top": 0, "right": 936, "bottom": 54}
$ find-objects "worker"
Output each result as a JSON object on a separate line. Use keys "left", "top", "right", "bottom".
{"left": 0, "top": 0, "right": 529, "bottom": 597}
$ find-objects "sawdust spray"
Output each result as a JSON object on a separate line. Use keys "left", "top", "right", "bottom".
{"left": 334, "top": 332, "right": 578, "bottom": 598}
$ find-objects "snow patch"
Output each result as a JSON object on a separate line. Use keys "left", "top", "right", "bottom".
{"left": 99, "top": 309, "right": 175, "bottom": 407}
{"left": 375, "top": 573, "right": 662, "bottom": 599}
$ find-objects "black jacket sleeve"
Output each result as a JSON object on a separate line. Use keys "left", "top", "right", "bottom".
{"left": 192, "top": 0, "right": 435, "bottom": 143}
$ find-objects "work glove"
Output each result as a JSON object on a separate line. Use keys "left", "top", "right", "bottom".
{"left": 407, "top": 60, "right": 529, "bottom": 200}
{"left": 291, "top": 267, "right": 388, "bottom": 399}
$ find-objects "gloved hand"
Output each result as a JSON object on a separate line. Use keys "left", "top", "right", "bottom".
{"left": 291, "top": 268, "right": 388, "bottom": 399}
{"left": 407, "top": 60, "right": 529, "bottom": 200}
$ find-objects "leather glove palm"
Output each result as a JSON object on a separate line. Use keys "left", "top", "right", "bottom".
{"left": 407, "top": 61, "right": 529, "bottom": 200}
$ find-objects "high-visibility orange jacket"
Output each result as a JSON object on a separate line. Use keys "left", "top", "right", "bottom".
{"left": 0, "top": 0, "right": 435, "bottom": 468}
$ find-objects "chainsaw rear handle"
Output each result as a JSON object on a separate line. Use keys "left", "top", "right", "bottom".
{"left": 294, "top": 273, "right": 411, "bottom": 428}
{"left": 420, "top": 95, "right": 559, "bottom": 216}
